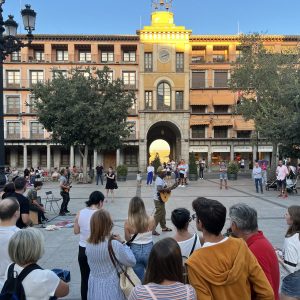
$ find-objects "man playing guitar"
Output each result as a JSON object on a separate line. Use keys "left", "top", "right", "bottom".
{"left": 59, "top": 168, "right": 71, "bottom": 216}
{"left": 152, "top": 166, "right": 176, "bottom": 236}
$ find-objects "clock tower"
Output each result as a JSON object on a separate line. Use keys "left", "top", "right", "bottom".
{"left": 137, "top": 0, "right": 192, "bottom": 170}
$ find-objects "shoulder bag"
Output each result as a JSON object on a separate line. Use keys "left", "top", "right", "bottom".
{"left": 108, "top": 238, "right": 141, "bottom": 298}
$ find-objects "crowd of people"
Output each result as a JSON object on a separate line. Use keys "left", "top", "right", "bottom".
{"left": 0, "top": 160, "right": 300, "bottom": 299}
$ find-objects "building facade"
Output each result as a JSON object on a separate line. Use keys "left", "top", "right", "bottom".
{"left": 3, "top": 8, "right": 299, "bottom": 172}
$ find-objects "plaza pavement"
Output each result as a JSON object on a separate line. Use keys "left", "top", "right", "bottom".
{"left": 34, "top": 174, "right": 299, "bottom": 300}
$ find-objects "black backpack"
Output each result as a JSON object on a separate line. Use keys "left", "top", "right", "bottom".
{"left": 0, "top": 263, "right": 41, "bottom": 300}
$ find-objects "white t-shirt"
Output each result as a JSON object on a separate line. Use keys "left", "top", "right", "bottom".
{"left": 202, "top": 237, "right": 228, "bottom": 248}
{"left": 78, "top": 207, "right": 98, "bottom": 247}
{"left": 282, "top": 233, "right": 300, "bottom": 274}
{"left": 6, "top": 264, "right": 60, "bottom": 300}
{"left": 178, "top": 234, "right": 202, "bottom": 258}
{"left": 0, "top": 226, "right": 20, "bottom": 290}
{"left": 147, "top": 166, "right": 155, "bottom": 173}
{"left": 276, "top": 165, "right": 289, "bottom": 180}
{"left": 153, "top": 176, "right": 166, "bottom": 201}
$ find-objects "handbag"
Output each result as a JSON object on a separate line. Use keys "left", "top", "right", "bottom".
{"left": 108, "top": 238, "right": 141, "bottom": 298}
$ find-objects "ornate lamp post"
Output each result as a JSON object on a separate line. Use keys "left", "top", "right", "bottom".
{"left": 0, "top": 1, "right": 37, "bottom": 187}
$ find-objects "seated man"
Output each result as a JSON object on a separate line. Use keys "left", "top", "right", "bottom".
{"left": 27, "top": 181, "right": 48, "bottom": 224}
{"left": 186, "top": 197, "right": 274, "bottom": 300}
{"left": 229, "top": 203, "right": 280, "bottom": 300}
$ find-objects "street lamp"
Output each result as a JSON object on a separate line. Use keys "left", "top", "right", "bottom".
{"left": 0, "top": 2, "right": 37, "bottom": 187}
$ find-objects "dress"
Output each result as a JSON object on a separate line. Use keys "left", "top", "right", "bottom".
{"left": 86, "top": 239, "right": 136, "bottom": 300}
{"left": 105, "top": 173, "right": 116, "bottom": 190}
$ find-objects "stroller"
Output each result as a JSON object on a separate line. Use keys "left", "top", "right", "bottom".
{"left": 266, "top": 175, "right": 278, "bottom": 191}
{"left": 286, "top": 177, "right": 298, "bottom": 194}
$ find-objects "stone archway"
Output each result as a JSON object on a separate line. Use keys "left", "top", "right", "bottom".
{"left": 147, "top": 121, "right": 182, "bottom": 164}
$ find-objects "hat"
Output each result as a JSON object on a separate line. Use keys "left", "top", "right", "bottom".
{"left": 157, "top": 166, "right": 166, "bottom": 173}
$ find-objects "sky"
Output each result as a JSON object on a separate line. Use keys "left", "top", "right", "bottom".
{"left": 4, "top": 0, "right": 300, "bottom": 36}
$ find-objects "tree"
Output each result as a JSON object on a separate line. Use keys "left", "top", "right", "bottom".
{"left": 229, "top": 34, "right": 300, "bottom": 169}
{"left": 151, "top": 153, "right": 161, "bottom": 174}
{"left": 32, "top": 67, "right": 135, "bottom": 180}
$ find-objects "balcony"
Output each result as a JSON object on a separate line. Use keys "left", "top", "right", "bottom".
{"left": 6, "top": 133, "right": 21, "bottom": 139}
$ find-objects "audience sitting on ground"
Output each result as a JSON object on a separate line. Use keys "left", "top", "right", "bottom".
{"left": 229, "top": 203, "right": 280, "bottom": 300}
{"left": 1, "top": 182, "right": 15, "bottom": 199}
{"left": 129, "top": 237, "right": 196, "bottom": 300}
{"left": 4, "top": 228, "right": 69, "bottom": 299}
{"left": 85, "top": 209, "right": 136, "bottom": 300}
{"left": 171, "top": 208, "right": 202, "bottom": 259}
{"left": 10, "top": 177, "right": 30, "bottom": 229}
{"left": 51, "top": 168, "right": 60, "bottom": 181}
{"left": 0, "top": 198, "right": 20, "bottom": 290}
{"left": 186, "top": 197, "right": 274, "bottom": 300}
{"left": 124, "top": 196, "right": 155, "bottom": 281}
{"left": 27, "top": 181, "right": 48, "bottom": 224}
{"left": 277, "top": 205, "right": 300, "bottom": 300}
{"left": 74, "top": 191, "right": 105, "bottom": 300}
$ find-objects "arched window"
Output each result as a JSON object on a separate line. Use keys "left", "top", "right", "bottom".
{"left": 157, "top": 82, "right": 171, "bottom": 110}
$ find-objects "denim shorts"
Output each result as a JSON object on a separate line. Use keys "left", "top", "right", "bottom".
{"left": 281, "top": 270, "right": 300, "bottom": 297}
{"left": 220, "top": 173, "right": 228, "bottom": 180}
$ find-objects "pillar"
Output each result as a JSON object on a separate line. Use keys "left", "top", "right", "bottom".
{"left": 70, "top": 145, "right": 74, "bottom": 167}
{"left": 207, "top": 143, "right": 212, "bottom": 172}
{"left": 230, "top": 143, "right": 234, "bottom": 162}
{"left": 53, "top": 148, "right": 61, "bottom": 169}
{"left": 46, "top": 144, "right": 51, "bottom": 171}
{"left": 253, "top": 145, "right": 258, "bottom": 163}
{"left": 23, "top": 145, "right": 27, "bottom": 170}
{"left": 93, "top": 149, "right": 98, "bottom": 173}
{"left": 116, "top": 149, "right": 121, "bottom": 166}
{"left": 10, "top": 148, "right": 18, "bottom": 168}
{"left": 138, "top": 141, "right": 147, "bottom": 172}
{"left": 31, "top": 148, "right": 39, "bottom": 168}
{"left": 99, "top": 152, "right": 104, "bottom": 165}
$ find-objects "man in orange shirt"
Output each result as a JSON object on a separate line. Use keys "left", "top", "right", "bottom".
{"left": 187, "top": 197, "right": 274, "bottom": 300}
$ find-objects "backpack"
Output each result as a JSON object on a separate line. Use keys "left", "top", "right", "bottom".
{"left": 0, "top": 263, "right": 41, "bottom": 300}
{"left": 182, "top": 234, "right": 198, "bottom": 284}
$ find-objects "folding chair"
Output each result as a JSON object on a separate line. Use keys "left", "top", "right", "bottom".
{"left": 45, "top": 191, "right": 62, "bottom": 213}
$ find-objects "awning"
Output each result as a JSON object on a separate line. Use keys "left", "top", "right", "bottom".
{"left": 234, "top": 119, "right": 255, "bottom": 130}
{"left": 190, "top": 93, "right": 212, "bottom": 105}
{"left": 213, "top": 93, "right": 235, "bottom": 105}
{"left": 212, "top": 119, "right": 233, "bottom": 127}
{"left": 190, "top": 116, "right": 211, "bottom": 126}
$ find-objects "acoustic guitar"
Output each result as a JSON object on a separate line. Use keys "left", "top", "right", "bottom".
{"left": 159, "top": 182, "right": 178, "bottom": 203}
{"left": 63, "top": 181, "right": 72, "bottom": 193}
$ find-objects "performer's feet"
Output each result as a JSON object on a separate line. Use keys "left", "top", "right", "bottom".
{"left": 65, "top": 209, "right": 70, "bottom": 213}
{"left": 152, "top": 230, "right": 160, "bottom": 236}
{"left": 59, "top": 212, "right": 66, "bottom": 216}
{"left": 162, "top": 227, "right": 172, "bottom": 232}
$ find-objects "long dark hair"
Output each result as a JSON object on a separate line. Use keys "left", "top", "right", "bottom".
{"left": 143, "top": 238, "right": 183, "bottom": 284}
{"left": 286, "top": 206, "right": 300, "bottom": 240}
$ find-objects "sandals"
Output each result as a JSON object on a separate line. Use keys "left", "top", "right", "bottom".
{"left": 162, "top": 227, "right": 172, "bottom": 232}
{"left": 152, "top": 231, "right": 160, "bottom": 236}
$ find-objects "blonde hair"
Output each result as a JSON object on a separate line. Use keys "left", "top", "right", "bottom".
{"left": 88, "top": 209, "right": 113, "bottom": 244}
{"left": 9, "top": 228, "right": 44, "bottom": 266}
{"left": 128, "top": 197, "right": 149, "bottom": 233}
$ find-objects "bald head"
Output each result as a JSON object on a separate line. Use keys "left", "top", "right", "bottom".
{"left": 0, "top": 198, "right": 20, "bottom": 221}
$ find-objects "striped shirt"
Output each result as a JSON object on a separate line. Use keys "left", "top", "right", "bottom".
{"left": 129, "top": 282, "right": 196, "bottom": 300}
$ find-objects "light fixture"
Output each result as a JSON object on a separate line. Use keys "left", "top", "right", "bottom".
{"left": 21, "top": 4, "right": 36, "bottom": 33}
{"left": 4, "top": 15, "right": 18, "bottom": 37}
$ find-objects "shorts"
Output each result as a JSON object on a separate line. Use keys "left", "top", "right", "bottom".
{"left": 240, "top": 165, "right": 245, "bottom": 169}
{"left": 220, "top": 173, "right": 228, "bottom": 180}
{"left": 281, "top": 270, "right": 300, "bottom": 297}
{"left": 166, "top": 171, "right": 171, "bottom": 176}
{"left": 179, "top": 173, "right": 185, "bottom": 179}
{"left": 278, "top": 179, "right": 287, "bottom": 189}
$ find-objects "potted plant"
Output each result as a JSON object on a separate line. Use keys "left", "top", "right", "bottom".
{"left": 227, "top": 161, "right": 239, "bottom": 180}
{"left": 189, "top": 152, "right": 198, "bottom": 181}
{"left": 116, "top": 165, "right": 128, "bottom": 182}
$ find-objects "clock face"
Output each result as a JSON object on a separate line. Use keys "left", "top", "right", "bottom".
{"left": 159, "top": 49, "right": 170, "bottom": 63}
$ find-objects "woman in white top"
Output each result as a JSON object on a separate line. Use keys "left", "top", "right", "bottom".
{"left": 74, "top": 191, "right": 105, "bottom": 300}
{"left": 171, "top": 208, "right": 202, "bottom": 258}
{"left": 5, "top": 228, "right": 69, "bottom": 300}
{"left": 124, "top": 196, "right": 155, "bottom": 281}
{"left": 278, "top": 205, "right": 300, "bottom": 300}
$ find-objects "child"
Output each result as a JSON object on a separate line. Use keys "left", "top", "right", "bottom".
{"left": 137, "top": 171, "right": 142, "bottom": 187}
